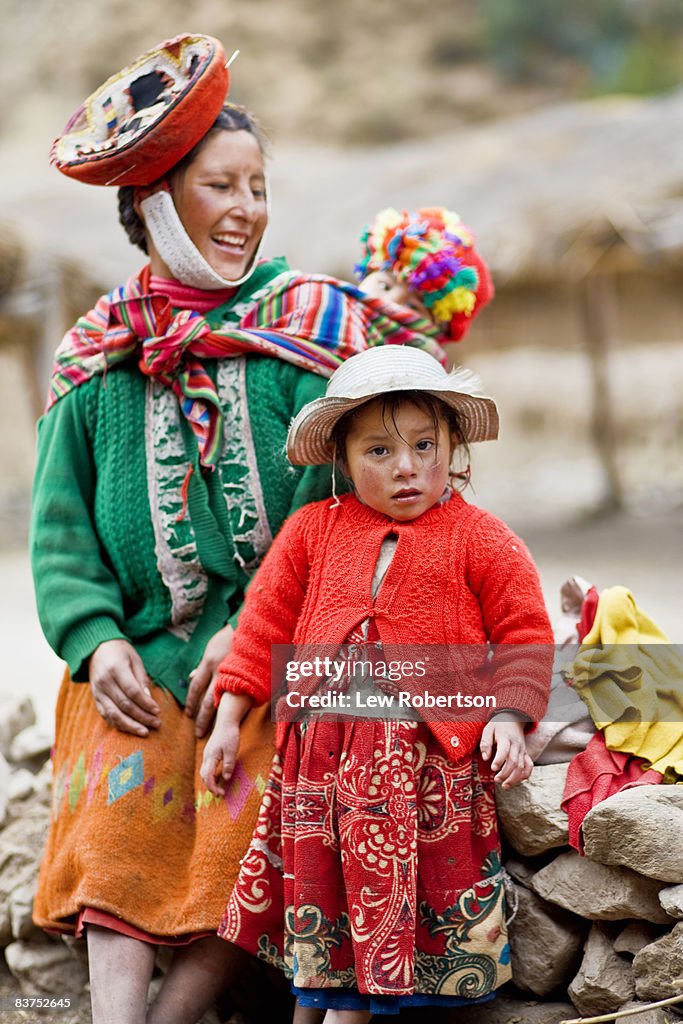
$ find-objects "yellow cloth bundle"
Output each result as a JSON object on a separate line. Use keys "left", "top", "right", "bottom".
{"left": 570, "top": 586, "right": 683, "bottom": 778}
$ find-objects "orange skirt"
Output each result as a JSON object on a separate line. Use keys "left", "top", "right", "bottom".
{"left": 34, "top": 671, "right": 274, "bottom": 938}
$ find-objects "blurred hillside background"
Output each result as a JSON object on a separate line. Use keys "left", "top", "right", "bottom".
{"left": 0, "top": 0, "right": 682, "bottom": 723}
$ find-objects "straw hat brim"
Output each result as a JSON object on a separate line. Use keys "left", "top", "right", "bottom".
{"left": 287, "top": 388, "right": 499, "bottom": 466}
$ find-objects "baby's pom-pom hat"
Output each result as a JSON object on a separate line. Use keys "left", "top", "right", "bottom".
{"left": 355, "top": 207, "right": 494, "bottom": 342}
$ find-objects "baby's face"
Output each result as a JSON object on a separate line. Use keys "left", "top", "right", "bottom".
{"left": 360, "top": 270, "right": 430, "bottom": 319}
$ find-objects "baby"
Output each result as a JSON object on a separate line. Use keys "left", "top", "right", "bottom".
{"left": 355, "top": 205, "right": 494, "bottom": 343}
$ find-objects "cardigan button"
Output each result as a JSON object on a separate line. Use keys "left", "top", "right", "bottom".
{"left": 450, "top": 736, "right": 460, "bottom": 748}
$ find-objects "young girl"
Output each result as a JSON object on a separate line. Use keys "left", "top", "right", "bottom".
{"left": 200, "top": 342, "right": 553, "bottom": 1022}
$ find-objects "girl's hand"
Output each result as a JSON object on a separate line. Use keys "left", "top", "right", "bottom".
{"left": 89, "top": 639, "right": 161, "bottom": 737}
{"left": 480, "top": 713, "right": 533, "bottom": 789}
{"left": 185, "top": 624, "right": 234, "bottom": 738}
{"left": 200, "top": 692, "right": 253, "bottom": 796}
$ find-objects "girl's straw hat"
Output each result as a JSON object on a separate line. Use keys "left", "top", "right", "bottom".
{"left": 287, "top": 345, "right": 499, "bottom": 466}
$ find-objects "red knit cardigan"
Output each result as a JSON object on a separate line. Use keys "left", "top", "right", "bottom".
{"left": 215, "top": 491, "right": 554, "bottom": 759}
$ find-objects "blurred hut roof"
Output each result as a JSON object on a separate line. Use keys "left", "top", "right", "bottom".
{"left": 268, "top": 87, "right": 683, "bottom": 286}
{"left": 1, "top": 88, "right": 682, "bottom": 291}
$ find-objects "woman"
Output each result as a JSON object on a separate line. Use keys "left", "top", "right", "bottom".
{"left": 31, "top": 37, "right": 339, "bottom": 1024}
{"left": 31, "top": 35, "right": 454, "bottom": 1024}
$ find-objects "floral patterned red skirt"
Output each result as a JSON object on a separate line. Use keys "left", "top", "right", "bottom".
{"left": 219, "top": 714, "right": 511, "bottom": 1001}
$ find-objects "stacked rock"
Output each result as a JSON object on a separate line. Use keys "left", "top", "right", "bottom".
{"left": 489, "top": 763, "right": 683, "bottom": 1024}
{"left": 0, "top": 695, "right": 91, "bottom": 1022}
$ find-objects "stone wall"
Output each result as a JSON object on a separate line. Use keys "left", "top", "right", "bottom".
{"left": 493, "top": 762, "right": 683, "bottom": 1023}
{"left": 0, "top": 696, "right": 91, "bottom": 1022}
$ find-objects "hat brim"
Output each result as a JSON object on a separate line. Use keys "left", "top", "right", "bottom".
{"left": 50, "top": 34, "right": 229, "bottom": 186}
{"left": 287, "top": 388, "right": 499, "bottom": 466}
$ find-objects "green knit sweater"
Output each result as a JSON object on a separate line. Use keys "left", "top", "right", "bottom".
{"left": 30, "top": 258, "right": 334, "bottom": 703}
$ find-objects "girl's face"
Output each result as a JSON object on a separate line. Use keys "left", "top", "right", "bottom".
{"left": 360, "top": 270, "right": 430, "bottom": 319}
{"left": 162, "top": 129, "right": 268, "bottom": 281}
{"left": 342, "top": 398, "right": 456, "bottom": 521}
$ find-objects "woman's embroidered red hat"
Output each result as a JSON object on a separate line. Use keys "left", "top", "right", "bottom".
{"left": 50, "top": 34, "right": 230, "bottom": 186}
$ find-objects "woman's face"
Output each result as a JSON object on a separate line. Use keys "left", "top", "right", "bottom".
{"left": 168, "top": 129, "right": 268, "bottom": 282}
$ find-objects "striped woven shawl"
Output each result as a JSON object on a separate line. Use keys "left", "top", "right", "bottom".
{"left": 47, "top": 265, "right": 446, "bottom": 468}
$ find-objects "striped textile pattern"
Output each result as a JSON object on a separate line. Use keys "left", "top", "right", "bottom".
{"left": 47, "top": 265, "right": 446, "bottom": 468}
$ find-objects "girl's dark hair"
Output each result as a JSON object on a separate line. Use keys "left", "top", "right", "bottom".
{"left": 117, "top": 104, "right": 269, "bottom": 253}
{"left": 332, "top": 390, "right": 471, "bottom": 484}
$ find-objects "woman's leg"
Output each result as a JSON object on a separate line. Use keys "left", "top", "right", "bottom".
{"left": 293, "top": 1002, "right": 325, "bottom": 1023}
{"left": 146, "top": 935, "right": 250, "bottom": 1024}
{"left": 323, "top": 1012, "right": 372, "bottom": 1024}
{"left": 87, "top": 927, "right": 156, "bottom": 1024}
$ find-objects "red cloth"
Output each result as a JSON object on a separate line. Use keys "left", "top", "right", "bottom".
{"left": 578, "top": 586, "right": 600, "bottom": 642}
{"left": 216, "top": 491, "right": 554, "bottom": 760}
{"left": 561, "top": 732, "right": 662, "bottom": 852}
{"left": 76, "top": 908, "right": 210, "bottom": 946}
{"left": 149, "top": 274, "right": 236, "bottom": 313}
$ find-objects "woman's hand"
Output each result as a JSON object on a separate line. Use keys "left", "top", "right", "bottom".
{"left": 89, "top": 639, "right": 161, "bottom": 737}
{"left": 200, "top": 692, "right": 253, "bottom": 796}
{"left": 185, "top": 624, "right": 234, "bottom": 738}
{"left": 480, "top": 712, "right": 533, "bottom": 789}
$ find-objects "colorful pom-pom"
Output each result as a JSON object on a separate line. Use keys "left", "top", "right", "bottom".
{"left": 355, "top": 206, "right": 494, "bottom": 342}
